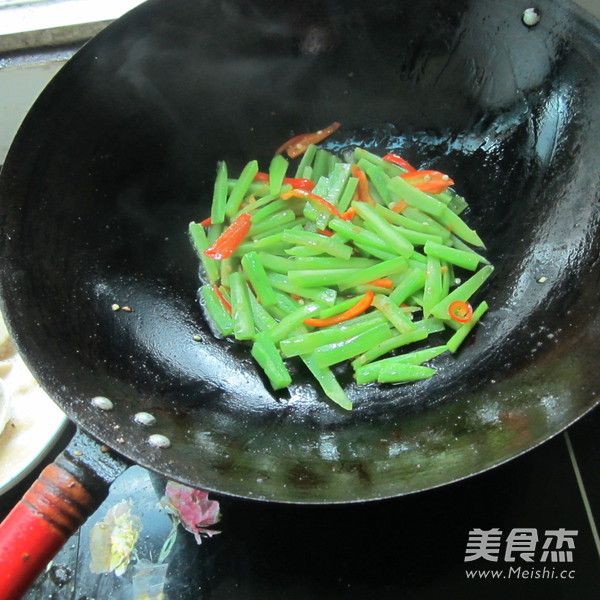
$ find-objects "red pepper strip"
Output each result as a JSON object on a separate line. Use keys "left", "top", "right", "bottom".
{"left": 400, "top": 170, "right": 455, "bottom": 194}
{"left": 351, "top": 164, "right": 375, "bottom": 205}
{"left": 281, "top": 189, "right": 342, "bottom": 218}
{"left": 341, "top": 208, "right": 356, "bottom": 221}
{"left": 316, "top": 228, "right": 334, "bottom": 237}
{"left": 204, "top": 212, "right": 252, "bottom": 260}
{"left": 304, "top": 291, "right": 374, "bottom": 327}
{"left": 366, "top": 278, "right": 394, "bottom": 289}
{"left": 284, "top": 178, "right": 316, "bottom": 191}
{"left": 415, "top": 180, "right": 454, "bottom": 194}
{"left": 200, "top": 216, "right": 212, "bottom": 227}
{"left": 254, "top": 173, "right": 316, "bottom": 191}
{"left": 391, "top": 200, "right": 409, "bottom": 214}
{"left": 401, "top": 169, "right": 446, "bottom": 182}
{"left": 448, "top": 300, "right": 473, "bottom": 323}
{"left": 273, "top": 133, "right": 307, "bottom": 157}
{"left": 213, "top": 285, "right": 232, "bottom": 314}
{"left": 275, "top": 122, "right": 341, "bottom": 158}
{"left": 382, "top": 153, "right": 417, "bottom": 172}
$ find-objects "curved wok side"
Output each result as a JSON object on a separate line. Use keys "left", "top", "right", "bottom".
{"left": 0, "top": 0, "right": 598, "bottom": 505}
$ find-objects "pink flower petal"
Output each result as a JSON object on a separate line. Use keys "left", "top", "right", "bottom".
{"left": 161, "top": 481, "right": 221, "bottom": 545}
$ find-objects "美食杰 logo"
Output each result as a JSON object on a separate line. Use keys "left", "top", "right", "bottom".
{"left": 464, "top": 528, "right": 577, "bottom": 580}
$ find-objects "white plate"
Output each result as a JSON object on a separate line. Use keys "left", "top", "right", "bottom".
{"left": 0, "top": 318, "right": 69, "bottom": 495}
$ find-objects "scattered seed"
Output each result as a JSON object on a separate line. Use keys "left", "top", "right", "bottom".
{"left": 113, "top": 424, "right": 121, "bottom": 430}
{"left": 117, "top": 437, "right": 125, "bottom": 444}
{"left": 73, "top": 450, "right": 83, "bottom": 457}
{"left": 537, "top": 276, "right": 548, "bottom": 283}
{"left": 91, "top": 396, "right": 114, "bottom": 411}
{"left": 111, "top": 304, "right": 120, "bottom": 311}
{"left": 122, "top": 306, "right": 133, "bottom": 312}
{"left": 134, "top": 411, "right": 157, "bottom": 427}
{"left": 100, "top": 445, "right": 109, "bottom": 452}
{"left": 192, "top": 335, "right": 203, "bottom": 342}
{"left": 148, "top": 434, "right": 171, "bottom": 449}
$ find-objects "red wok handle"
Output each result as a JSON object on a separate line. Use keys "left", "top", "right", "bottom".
{"left": 0, "top": 430, "right": 128, "bottom": 600}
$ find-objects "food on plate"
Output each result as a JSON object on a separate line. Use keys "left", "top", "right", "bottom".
{"left": 0, "top": 312, "right": 14, "bottom": 363}
{"left": 0, "top": 381, "right": 9, "bottom": 438}
{"left": 188, "top": 128, "right": 492, "bottom": 409}
{"left": 0, "top": 309, "right": 67, "bottom": 493}
{"left": 0, "top": 314, "right": 12, "bottom": 436}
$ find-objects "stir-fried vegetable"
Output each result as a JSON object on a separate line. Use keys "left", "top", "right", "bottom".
{"left": 188, "top": 129, "right": 493, "bottom": 410}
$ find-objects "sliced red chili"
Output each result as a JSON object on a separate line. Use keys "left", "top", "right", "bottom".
{"left": 340, "top": 207, "right": 356, "bottom": 221}
{"left": 273, "top": 133, "right": 307, "bottom": 157}
{"left": 448, "top": 300, "right": 473, "bottom": 323}
{"left": 366, "top": 278, "right": 394, "bottom": 289}
{"left": 213, "top": 285, "right": 232, "bottom": 314}
{"left": 391, "top": 200, "right": 409, "bottom": 214}
{"left": 400, "top": 169, "right": 446, "bottom": 183}
{"left": 254, "top": 173, "right": 316, "bottom": 191}
{"left": 200, "top": 216, "right": 212, "bottom": 227}
{"left": 316, "top": 228, "right": 334, "bottom": 237}
{"left": 304, "top": 291, "right": 374, "bottom": 327}
{"left": 382, "top": 153, "right": 417, "bottom": 172}
{"left": 275, "top": 122, "right": 341, "bottom": 158}
{"left": 401, "top": 169, "right": 455, "bottom": 194}
{"left": 351, "top": 164, "right": 375, "bottom": 205}
{"left": 283, "top": 178, "right": 316, "bottom": 191}
{"left": 415, "top": 180, "right": 454, "bottom": 195}
{"left": 204, "top": 212, "right": 252, "bottom": 260}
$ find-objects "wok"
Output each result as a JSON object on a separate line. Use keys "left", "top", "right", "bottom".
{"left": 1, "top": 0, "right": 600, "bottom": 595}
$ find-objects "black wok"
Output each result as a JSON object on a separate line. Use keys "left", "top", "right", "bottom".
{"left": 0, "top": 0, "right": 599, "bottom": 584}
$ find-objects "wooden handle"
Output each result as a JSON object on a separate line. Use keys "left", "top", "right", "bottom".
{"left": 0, "top": 431, "right": 128, "bottom": 600}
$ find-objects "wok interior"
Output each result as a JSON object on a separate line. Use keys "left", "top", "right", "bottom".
{"left": 0, "top": 0, "right": 599, "bottom": 502}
